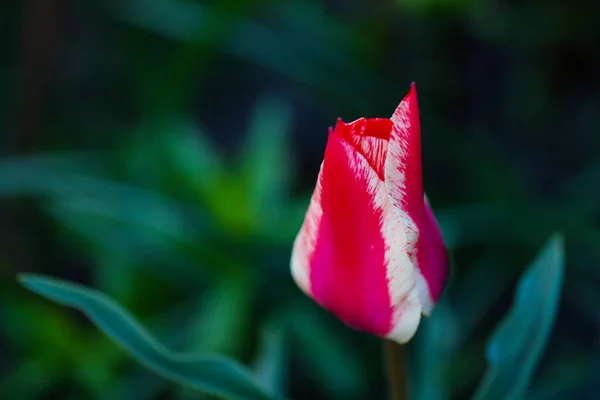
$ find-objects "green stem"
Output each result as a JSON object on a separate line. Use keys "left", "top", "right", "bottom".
{"left": 383, "top": 339, "right": 408, "bottom": 400}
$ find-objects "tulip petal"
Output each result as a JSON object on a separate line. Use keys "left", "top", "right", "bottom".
{"left": 385, "top": 83, "right": 448, "bottom": 313}
{"left": 385, "top": 83, "right": 423, "bottom": 231}
{"left": 414, "top": 197, "right": 449, "bottom": 314}
{"left": 292, "top": 132, "right": 422, "bottom": 343}
{"left": 332, "top": 118, "right": 392, "bottom": 180}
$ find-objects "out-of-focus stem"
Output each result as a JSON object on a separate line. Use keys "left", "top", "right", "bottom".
{"left": 383, "top": 339, "right": 408, "bottom": 400}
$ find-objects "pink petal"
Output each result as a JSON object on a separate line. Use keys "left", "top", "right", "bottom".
{"left": 415, "top": 197, "right": 449, "bottom": 312}
{"left": 385, "top": 83, "right": 448, "bottom": 313}
{"left": 291, "top": 132, "right": 422, "bottom": 343}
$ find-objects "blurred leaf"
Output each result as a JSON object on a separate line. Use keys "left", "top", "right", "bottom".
{"left": 46, "top": 191, "right": 204, "bottom": 288}
{"left": 1, "top": 280, "right": 125, "bottom": 396}
{"left": 121, "top": 116, "right": 224, "bottom": 199}
{"left": 448, "top": 249, "right": 518, "bottom": 349}
{"left": 0, "top": 153, "right": 209, "bottom": 242}
{"left": 226, "top": 17, "right": 382, "bottom": 114}
{"left": 409, "top": 301, "right": 457, "bottom": 400}
{"left": 0, "top": 358, "right": 62, "bottom": 399}
{"left": 108, "top": 0, "right": 389, "bottom": 113}
{"left": 287, "top": 303, "right": 368, "bottom": 399}
{"left": 156, "top": 118, "right": 224, "bottom": 198}
{"left": 101, "top": 297, "right": 212, "bottom": 400}
{"left": 18, "top": 274, "right": 282, "bottom": 400}
{"left": 183, "top": 268, "right": 255, "bottom": 356}
{"left": 241, "top": 97, "right": 292, "bottom": 212}
{"left": 239, "top": 97, "right": 294, "bottom": 239}
{"left": 107, "top": 0, "right": 206, "bottom": 40}
{"left": 100, "top": 367, "right": 170, "bottom": 400}
{"left": 0, "top": 153, "right": 99, "bottom": 196}
{"left": 0, "top": 284, "right": 85, "bottom": 355}
{"left": 0, "top": 152, "right": 215, "bottom": 287}
{"left": 267, "top": 1, "right": 391, "bottom": 111}
{"left": 74, "top": 338, "right": 125, "bottom": 394}
{"left": 45, "top": 176, "right": 201, "bottom": 242}
{"left": 473, "top": 233, "right": 565, "bottom": 400}
{"left": 252, "top": 325, "right": 287, "bottom": 396}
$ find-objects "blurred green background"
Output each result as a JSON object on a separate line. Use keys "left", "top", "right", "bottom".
{"left": 1, "top": 0, "right": 599, "bottom": 399}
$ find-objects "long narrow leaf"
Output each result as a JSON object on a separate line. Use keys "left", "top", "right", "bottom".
{"left": 18, "top": 274, "right": 281, "bottom": 400}
{"left": 473, "top": 234, "right": 565, "bottom": 400}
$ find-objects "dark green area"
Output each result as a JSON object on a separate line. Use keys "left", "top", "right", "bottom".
{"left": 1, "top": 0, "right": 599, "bottom": 399}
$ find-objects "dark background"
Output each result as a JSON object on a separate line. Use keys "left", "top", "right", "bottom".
{"left": 1, "top": 0, "right": 600, "bottom": 399}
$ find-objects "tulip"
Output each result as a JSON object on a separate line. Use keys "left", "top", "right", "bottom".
{"left": 291, "top": 83, "right": 448, "bottom": 343}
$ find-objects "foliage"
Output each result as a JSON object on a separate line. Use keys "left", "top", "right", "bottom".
{"left": 1, "top": 0, "right": 599, "bottom": 398}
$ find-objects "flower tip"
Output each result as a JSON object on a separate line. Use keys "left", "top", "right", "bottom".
{"left": 409, "top": 82, "right": 417, "bottom": 97}
{"left": 396, "top": 82, "right": 418, "bottom": 112}
{"left": 331, "top": 118, "right": 343, "bottom": 132}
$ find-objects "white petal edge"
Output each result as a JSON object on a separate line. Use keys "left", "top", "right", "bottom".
{"left": 415, "top": 271, "right": 434, "bottom": 316}
{"left": 290, "top": 162, "right": 324, "bottom": 297}
{"left": 379, "top": 188, "right": 422, "bottom": 344}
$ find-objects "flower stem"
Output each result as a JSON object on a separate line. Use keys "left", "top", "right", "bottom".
{"left": 383, "top": 339, "right": 408, "bottom": 400}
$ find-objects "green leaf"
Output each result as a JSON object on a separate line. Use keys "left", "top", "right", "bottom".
{"left": 473, "top": 233, "right": 565, "bottom": 400}
{"left": 156, "top": 117, "right": 224, "bottom": 198}
{"left": 0, "top": 153, "right": 98, "bottom": 197}
{"left": 107, "top": 0, "right": 207, "bottom": 41}
{"left": 252, "top": 324, "right": 287, "bottom": 396}
{"left": 18, "top": 274, "right": 282, "bottom": 400}
{"left": 240, "top": 97, "right": 293, "bottom": 230}
{"left": 182, "top": 269, "right": 255, "bottom": 356}
{"left": 408, "top": 302, "right": 453, "bottom": 400}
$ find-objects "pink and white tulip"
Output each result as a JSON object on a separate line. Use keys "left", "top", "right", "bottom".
{"left": 291, "top": 84, "right": 448, "bottom": 343}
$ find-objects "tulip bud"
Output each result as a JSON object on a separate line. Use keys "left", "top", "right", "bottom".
{"left": 291, "top": 83, "right": 448, "bottom": 343}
